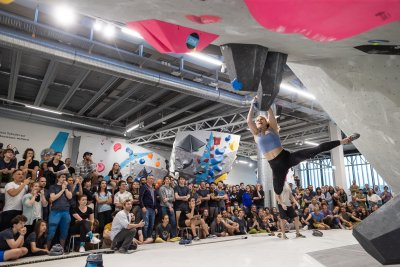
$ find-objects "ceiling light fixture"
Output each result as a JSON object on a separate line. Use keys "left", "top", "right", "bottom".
{"left": 304, "top": 140, "right": 319, "bottom": 146}
{"left": 25, "top": 105, "right": 63, "bottom": 115}
{"left": 186, "top": 52, "right": 223, "bottom": 66}
{"left": 238, "top": 160, "right": 248, "bottom": 164}
{"left": 126, "top": 124, "right": 140, "bottom": 133}
{"left": 53, "top": 5, "right": 76, "bottom": 26}
{"left": 121, "top": 27, "right": 144, "bottom": 39}
{"left": 280, "top": 83, "right": 316, "bottom": 100}
{"left": 104, "top": 24, "right": 115, "bottom": 38}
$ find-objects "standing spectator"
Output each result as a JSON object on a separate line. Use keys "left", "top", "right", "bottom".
{"left": 47, "top": 152, "right": 69, "bottom": 180}
{"left": 130, "top": 180, "right": 141, "bottom": 222}
{"left": 252, "top": 184, "right": 265, "bottom": 209}
{"left": 22, "top": 182, "right": 48, "bottom": 235}
{"left": 110, "top": 200, "right": 144, "bottom": 253}
{"left": 94, "top": 180, "right": 113, "bottom": 238}
{"left": 66, "top": 176, "right": 83, "bottom": 210}
{"left": 197, "top": 181, "right": 210, "bottom": 214}
{"left": 208, "top": 183, "right": 219, "bottom": 221}
{"left": 75, "top": 152, "right": 98, "bottom": 184}
{"left": 241, "top": 185, "right": 253, "bottom": 212}
{"left": 18, "top": 148, "right": 39, "bottom": 180}
{"left": 140, "top": 175, "right": 157, "bottom": 241}
{"left": 174, "top": 176, "right": 190, "bottom": 227}
{"left": 24, "top": 219, "right": 48, "bottom": 256}
{"left": 1, "top": 170, "right": 30, "bottom": 231}
{"left": 71, "top": 195, "right": 100, "bottom": 252}
{"left": 353, "top": 189, "right": 367, "bottom": 209}
{"left": 381, "top": 186, "right": 393, "bottom": 204}
{"left": 373, "top": 185, "right": 382, "bottom": 196}
{"left": 38, "top": 177, "right": 50, "bottom": 221}
{"left": 0, "top": 215, "right": 28, "bottom": 262}
{"left": 215, "top": 181, "right": 228, "bottom": 212}
{"left": 237, "top": 183, "right": 245, "bottom": 206}
{"left": 114, "top": 181, "right": 133, "bottom": 211}
{"left": 229, "top": 186, "right": 238, "bottom": 206}
{"left": 108, "top": 163, "right": 122, "bottom": 195}
{"left": 47, "top": 174, "right": 72, "bottom": 250}
{"left": 64, "top": 158, "right": 75, "bottom": 177}
{"left": 81, "top": 178, "right": 94, "bottom": 209}
{"left": 159, "top": 175, "right": 177, "bottom": 237}
{"left": 349, "top": 180, "right": 359, "bottom": 194}
{"left": 0, "top": 148, "right": 17, "bottom": 183}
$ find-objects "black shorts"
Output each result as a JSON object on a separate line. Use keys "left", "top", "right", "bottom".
{"left": 278, "top": 204, "right": 296, "bottom": 220}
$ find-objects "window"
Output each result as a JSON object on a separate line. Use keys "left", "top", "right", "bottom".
{"left": 299, "top": 154, "right": 388, "bottom": 190}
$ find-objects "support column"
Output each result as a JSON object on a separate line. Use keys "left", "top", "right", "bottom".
{"left": 329, "top": 122, "right": 347, "bottom": 190}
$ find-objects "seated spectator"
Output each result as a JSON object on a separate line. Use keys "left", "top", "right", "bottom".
{"left": 65, "top": 158, "right": 75, "bottom": 177}
{"left": 126, "top": 176, "right": 133, "bottom": 191}
{"left": 252, "top": 184, "right": 265, "bottom": 210}
{"left": 1, "top": 170, "right": 30, "bottom": 231}
{"left": 338, "top": 206, "right": 361, "bottom": 230}
{"left": 371, "top": 204, "right": 379, "bottom": 212}
{"left": 110, "top": 200, "right": 144, "bottom": 253}
{"left": 234, "top": 209, "right": 247, "bottom": 235}
{"left": 101, "top": 211, "right": 118, "bottom": 248}
{"left": 24, "top": 219, "right": 48, "bottom": 256}
{"left": 381, "top": 186, "right": 393, "bottom": 204}
{"left": 0, "top": 215, "right": 28, "bottom": 262}
{"left": 350, "top": 180, "right": 359, "bottom": 194}
{"left": 221, "top": 210, "right": 240, "bottom": 235}
{"left": 155, "top": 214, "right": 180, "bottom": 243}
{"left": 259, "top": 216, "right": 274, "bottom": 235}
{"left": 307, "top": 197, "right": 319, "bottom": 211}
{"left": 352, "top": 189, "right": 366, "bottom": 209}
{"left": 71, "top": 195, "right": 100, "bottom": 252}
{"left": 310, "top": 207, "right": 330, "bottom": 230}
{"left": 315, "top": 187, "right": 325, "bottom": 203}
{"left": 302, "top": 189, "right": 312, "bottom": 208}
{"left": 201, "top": 209, "right": 212, "bottom": 226}
{"left": 47, "top": 173, "right": 72, "bottom": 250}
{"left": 39, "top": 162, "right": 55, "bottom": 188}
{"left": 108, "top": 163, "right": 122, "bottom": 195}
{"left": 75, "top": 152, "right": 98, "bottom": 184}
{"left": 210, "top": 214, "right": 227, "bottom": 237}
{"left": 367, "top": 189, "right": 382, "bottom": 208}
{"left": 178, "top": 198, "right": 212, "bottom": 240}
{"left": 81, "top": 178, "right": 94, "bottom": 209}
{"left": 301, "top": 207, "right": 313, "bottom": 229}
{"left": 114, "top": 181, "right": 133, "bottom": 211}
{"left": 321, "top": 204, "right": 340, "bottom": 229}
{"left": 94, "top": 180, "right": 113, "bottom": 238}
{"left": 22, "top": 182, "right": 48, "bottom": 235}
{"left": 0, "top": 148, "right": 17, "bottom": 184}
{"left": 18, "top": 148, "right": 39, "bottom": 180}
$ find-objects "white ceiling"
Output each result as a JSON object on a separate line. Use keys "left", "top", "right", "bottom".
{"left": 36, "top": 0, "right": 400, "bottom": 61}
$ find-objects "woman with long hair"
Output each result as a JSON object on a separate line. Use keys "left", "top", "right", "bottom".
{"left": 108, "top": 163, "right": 122, "bottom": 195}
{"left": 247, "top": 95, "right": 359, "bottom": 210}
{"left": 70, "top": 194, "right": 100, "bottom": 252}
{"left": 22, "top": 182, "right": 48, "bottom": 235}
{"left": 18, "top": 148, "right": 39, "bottom": 180}
{"left": 24, "top": 219, "right": 48, "bottom": 256}
{"left": 94, "top": 180, "right": 113, "bottom": 239}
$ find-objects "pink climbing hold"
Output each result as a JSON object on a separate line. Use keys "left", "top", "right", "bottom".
{"left": 244, "top": 0, "right": 400, "bottom": 42}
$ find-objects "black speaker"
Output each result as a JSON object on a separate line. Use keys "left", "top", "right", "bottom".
{"left": 353, "top": 194, "right": 400, "bottom": 265}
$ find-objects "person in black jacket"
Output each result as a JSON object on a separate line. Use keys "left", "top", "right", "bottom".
{"left": 139, "top": 175, "right": 157, "bottom": 241}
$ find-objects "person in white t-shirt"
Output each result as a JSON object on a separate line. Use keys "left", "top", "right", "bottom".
{"left": 0, "top": 170, "right": 30, "bottom": 231}
{"left": 114, "top": 181, "right": 133, "bottom": 211}
{"left": 110, "top": 200, "right": 144, "bottom": 253}
{"left": 276, "top": 182, "right": 305, "bottom": 239}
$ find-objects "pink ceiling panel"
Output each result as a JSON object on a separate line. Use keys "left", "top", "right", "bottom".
{"left": 244, "top": 0, "right": 400, "bottom": 41}
{"left": 126, "top": 19, "right": 219, "bottom": 53}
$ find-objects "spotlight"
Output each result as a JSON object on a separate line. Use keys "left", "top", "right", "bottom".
{"left": 93, "top": 20, "right": 104, "bottom": 31}
{"left": 53, "top": 5, "right": 76, "bottom": 26}
{"left": 121, "top": 27, "right": 143, "bottom": 39}
{"left": 104, "top": 24, "right": 115, "bottom": 38}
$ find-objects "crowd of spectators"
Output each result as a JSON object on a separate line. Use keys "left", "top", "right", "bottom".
{"left": 0, "top": 145, "right": 394, "bottom": 261}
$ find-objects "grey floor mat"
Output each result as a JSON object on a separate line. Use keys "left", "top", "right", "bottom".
{"left": 307, "top": 244, "right": 400, "bottom": 267}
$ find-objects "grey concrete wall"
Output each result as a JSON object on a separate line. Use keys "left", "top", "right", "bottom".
{"left": 288, "top": 55, "right": 400, "bottom": 192}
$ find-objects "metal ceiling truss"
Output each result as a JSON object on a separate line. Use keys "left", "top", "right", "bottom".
{"left": 7, "top": 50, "right": 21, "bottom": 101}
{"left": 130, "top": 111, "right": 248, "bottom": 145}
